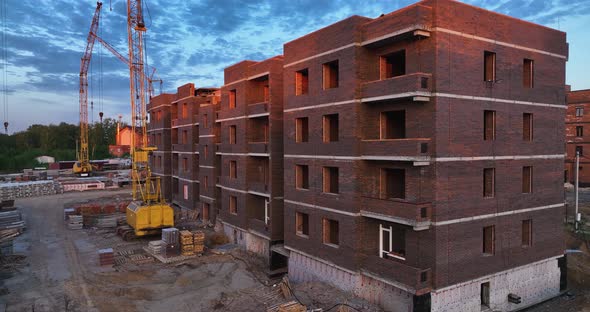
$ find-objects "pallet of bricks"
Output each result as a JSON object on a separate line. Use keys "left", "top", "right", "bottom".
{"left": 98, "top": 248, "right": 114, "bottom": 266}
{"left": 193, "top": 230, "right": 205, "bottom": 255}
{"left": 0, "top": 181, "right": 63, "bottom": 200}
{"left": 180, "top": 230, "right": 194, "bottom": 256}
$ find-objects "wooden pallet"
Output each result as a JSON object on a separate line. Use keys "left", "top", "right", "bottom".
{"left": 143, "top": 246, "right": 199, "bottom": 263}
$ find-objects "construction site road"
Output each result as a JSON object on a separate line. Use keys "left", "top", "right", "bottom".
{"left": 0, "top": 190, "right": 382, "bottom": 312}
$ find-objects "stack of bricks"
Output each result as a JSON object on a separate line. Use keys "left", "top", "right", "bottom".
{"left": 98, "top": 248, "right": 114, "bottom": 266}
{"left": 193, "top": 231, "right": 205, "bottom": 255}
{"left": 180, "top": 230, "right": 194, "bottom": 256}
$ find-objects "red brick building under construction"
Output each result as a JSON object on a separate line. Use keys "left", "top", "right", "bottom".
{"left": 565, "top": 89, "right": 590, "bottom": 186}
{"left": 148, "top": 1, "right": 568, "bottom": 311}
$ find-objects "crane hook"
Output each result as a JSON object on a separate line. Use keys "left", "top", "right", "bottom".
{"left": 3, "top": 121, "right": 7, "bottom": 134}
{"left": 99, "top": 111, "right": 104, "bottom": 123}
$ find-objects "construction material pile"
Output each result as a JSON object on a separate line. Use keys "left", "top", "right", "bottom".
{"left": 162, "top": 228, "right": 179, "bottom": 258}
{"left": 68, "top": 215, "right": 83, "bottom": 230}
{"left": 147, "top": 240, "right": 165, "bottom": 255}
{"left": 180, "top": 230, "right": 194, "bottom": 256}
{"left": 194, "top": 231, "right": 205, "bottom": 254}
{"left": 98, "top": 248, "right": 114, "bottom": 266}
{"left": 0, "top": 180, "right": 63, "bottom": 200}
{"left": 61, "top": 180, "right": 105, "bottom": 192}
{"left": 84, "top": 213, "right": 126, "bottom": 228}
{"left": 0, "top": 208, "right": 26, "bottom": 255}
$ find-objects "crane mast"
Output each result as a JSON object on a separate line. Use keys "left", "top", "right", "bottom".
{"left": 74, "top": 2, "right": 102, "bottom": 176}
{"left": 126, "top": 0, "right": 161, "bottom": 202}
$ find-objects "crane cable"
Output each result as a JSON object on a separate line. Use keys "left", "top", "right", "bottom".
{"left": 1, "top": 0, "right": 8, "bottom": 134}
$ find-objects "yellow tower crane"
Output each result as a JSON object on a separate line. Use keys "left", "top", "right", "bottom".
{"left": 118, "top": 0, "right": 174, "bottom": 240}
{"left": 73, "top": 2, "right": 103, "bottom": 176}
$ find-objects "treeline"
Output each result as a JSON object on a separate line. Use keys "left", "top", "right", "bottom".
{"left": 0, "top": 118, "right": 121, "bottom": 173}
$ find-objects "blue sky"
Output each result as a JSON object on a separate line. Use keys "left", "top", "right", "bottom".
{"left": 1, "top": 0, "right": 589, "bottom": 133}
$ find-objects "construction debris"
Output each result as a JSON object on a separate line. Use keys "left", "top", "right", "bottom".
{"left": 0, "top": 180, "right": 63, "bottom": 200}
{"left": 267, "top": 301, "right": 306, "bottom": 312}
{"left": 98, "top": 248, "right": 114, "bottom": 266}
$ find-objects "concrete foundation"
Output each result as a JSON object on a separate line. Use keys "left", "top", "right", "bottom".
{"left": 288, "top": 249, "right": 414, "bottom": 312}
{"left": 431, "top": 256, "right": 561, "bottom": 312}
{"left": 222, "top": 222, "right": 270, "bottom": 261}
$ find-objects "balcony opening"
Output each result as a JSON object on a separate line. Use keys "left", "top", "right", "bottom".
{"left": 295, "top": 164, "right": 309, "bottom": 189}
{"left": 251, "top": 195, "right": 266, "bottom": 223}
{"left": 322, "top": 167, "right": 339, "bottom": 194}
{"left": 322, "top": 218, "right": 339, "bottom": 246}
{"left": 522, "top": 219, "right": 532, "bottom": 247}
{"left": 204, "top": 175, "right": 209, "bottom": 188}
{"left": 202, "top": 202, "right": 210, "bottom": 221}
{"left": 483, "top": 168, "right": 495, "bottom": 198}
{"left": 380, "top": 50, "right": 406, "bottom": 79}
{"left": 295, "top": 117, "right": 309, "bottom": 142}
{"left": 322, "top": 60, "right": 339, "bottom": 89}
{"left": 576, "top": 145, "right": 583, "bottom": 156}
{"left": 229, "top": 195, "right": 237, "bottom": 215}
{"left": 249, "top": 117, "right": 269, "bottom": 143}
{"left": 379, "top": 223, "right": 406, "bottom": 260}
{"left": 182, "top": 130, "right": 188, "bottom": 144}
{"left": 323, "top": 114, "right": 339, "bottom": 142}
{"left": 483, "top": 225, "right": 495, "bottom": 255}
{"left": 296, "top": 212, "right": 309, "bottom": 236}
{"left": 251, "top": 158, "right": 269, "bottom": 187}
{"left": 183, "top": 184, "right": 189, "bottom": 200}
{"left": 380, "top": 110, "right": 406, "bottom": 139}
{"left": 523, "top": 59, "right": 534, "bottom": 88}
{"left": 380, "top": 168, "right": 405, "bottom": 199}
{"left": 182, "top": 103, "right": 188, "bottom": 118}
{"left": 484, "top": 110, "right": 496, "bottom": 141}
{"left": 182, "top": 157, "right": 188, "bottom": 172}
{"left": 576, "top": 126, "right": 583, "bottom": 137}
{"left": 229, "top": 89, "right": 236, "bottom": 109}
{"left": 295, "top": 68, "right": 309, "bottom": 95}
{"left": 229, "top": 125, "right": 237, "bottom": 144}
{"left": 523, "top": 113, "right": 533, "bottom": 141}
{"left": 264, "top": 85, "right": 270, "bottom": 102}
{"left": 522, "top": 166, "right": 532, "bottom": 193}
{"left": 194, "top": 125, "right": 200, "bottom": 144}
{"left": 230, "top": 160, "right": 237, "bottom": 179}
{"left": 484, "top": 51, "right": 496, "bottom": 82}
{"left": 204, "top": 145, "right": 208, "bottom": 159}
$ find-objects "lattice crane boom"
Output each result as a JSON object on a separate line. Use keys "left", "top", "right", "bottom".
{"left": 74, "top": 1, "right": 103, "bottom": 175}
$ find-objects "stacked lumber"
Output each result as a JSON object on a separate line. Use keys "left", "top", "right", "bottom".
{"left": 0, "top": 180, "right": 63, "bottom": 200}
{"left": 147, "top": 240, "right": 165, "bottom": 255}
{"left": 162, "top": 228, "right": 179, "bottom": 258}
{"left": 68, "top": 215, "right": 83, "bottom": 230}
{"left": 193, "top": 231, "right": 205, "bottom": 254}
{"left": 98, "top": 248, "right": 114, "bottom": 266}
{"left": 180, "top": 230, "right": 194, "bottom": 256}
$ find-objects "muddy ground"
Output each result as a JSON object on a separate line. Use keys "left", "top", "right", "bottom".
{"left": 0, "top": 190, "right": 379, "bottom": 312}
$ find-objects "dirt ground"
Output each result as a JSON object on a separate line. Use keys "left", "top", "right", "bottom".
{"left": 0, "top": 190, "right": 380, "bottom": 312}
{"left": 525, "top": 186, "right": 590, "bottom": 312}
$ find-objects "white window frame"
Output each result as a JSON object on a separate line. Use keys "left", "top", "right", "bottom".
{"left": 379, "top": 224, "right": 405, "bottom": 260}
{"left": 264, "top": 199, "right": 270, "bottom": 225}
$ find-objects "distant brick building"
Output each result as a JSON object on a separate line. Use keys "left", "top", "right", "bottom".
{"left": 565, "top": 89, "right": 590, "bottom": 186}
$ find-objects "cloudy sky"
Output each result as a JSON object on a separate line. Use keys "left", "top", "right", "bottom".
{"left": 1, "top": 0, "right": 589, "bottom": 133}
